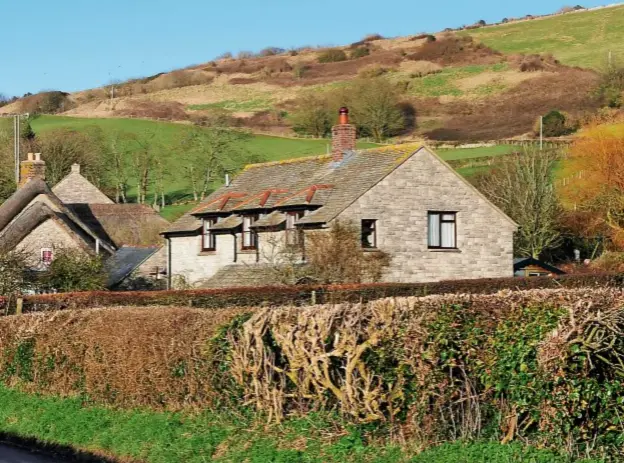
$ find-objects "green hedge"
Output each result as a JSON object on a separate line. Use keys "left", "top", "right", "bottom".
{"left": 14, "top": 273, "right": 624, "bottom": 314}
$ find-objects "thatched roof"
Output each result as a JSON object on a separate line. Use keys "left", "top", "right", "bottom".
{"left": 0, "top": 201, "right": 109, "bottom": 254}
{"left": 52, "top": 167, "right": 114, "bottom": 205}
{"left": 0, "top": 179, "right": 115, "bottom": 254}
{"left": 68, "top": 204, "right": 170, "bottom": 247}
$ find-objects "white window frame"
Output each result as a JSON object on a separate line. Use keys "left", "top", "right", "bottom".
{"left": 428, "top": 212, "right": 457, "bottom": 249}
{"left": 41, "top": 248, "right": 53, "bottom": 265}
{"left": 202, "top": 218, "right": 217, "bottom": 251}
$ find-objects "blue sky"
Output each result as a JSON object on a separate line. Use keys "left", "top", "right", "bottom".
{"left": 0, "top": 0, "right": 610, "bottom": 96}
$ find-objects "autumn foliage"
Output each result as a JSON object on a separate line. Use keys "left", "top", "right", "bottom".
{"left": 562, "top": 122, "right": 624, "bottom": 248}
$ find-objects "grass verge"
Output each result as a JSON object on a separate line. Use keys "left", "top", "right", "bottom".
{"left": 0, "top": 386, "right": 604, "bottom": 463}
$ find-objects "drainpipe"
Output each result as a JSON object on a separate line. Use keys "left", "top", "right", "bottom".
{"left": 166, "top": 237, "right": 172, "bottom": 290}
{"left": 232, "top": 232, "right": 237, "bottom": 263}
{"left": 95, "top": 239, "right": 100, "bottom": 255}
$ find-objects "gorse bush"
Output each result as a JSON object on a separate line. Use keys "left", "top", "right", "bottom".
{"left": 318, "top": 48, "right": 348, "bottom": 63}
{"left": 350, "top": 47, "right": 370, "bottom": 59}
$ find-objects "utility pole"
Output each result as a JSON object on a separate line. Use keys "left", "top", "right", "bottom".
{"left": 13, "top": 115, "right": 19, "bottom": 184}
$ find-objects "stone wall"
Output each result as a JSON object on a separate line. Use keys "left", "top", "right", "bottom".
{"left": 168, "top": 147, "right": 515, "bottom": 287}
{"left": 15, "top": 218, "right": 86, "bottom": 266}
{"left": 337, "top": 147, "right": 516, "bottom": 283}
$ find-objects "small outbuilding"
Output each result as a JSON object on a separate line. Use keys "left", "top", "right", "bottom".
{"left": 513, "top": 257, "right": 565, "bottom": 277}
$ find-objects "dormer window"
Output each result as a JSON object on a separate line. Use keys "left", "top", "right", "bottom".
{"left": 242, "top": 214, "right": 259, "bottom": 250}
{"left": 286, "top": 211, "right": 305, "bottom": 246}
{"left": 202, "top": 218, "right": 217, "bottom": 251}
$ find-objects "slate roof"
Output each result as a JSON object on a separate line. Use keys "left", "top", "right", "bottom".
{"left": 52, "top": 170, "right": 114, "bottom": 205}
{"left": 164, "top": 143, "right": 424, "bottom": 234}
{"left": 68, "top": 204, "right": 170, "bottom": 247}
{"left": 105, "top": 246, "right": 161, "bottom": 287}
{"left": 251, "top": 211, "right": 286, "bottom": 228}
{"left": 211, "top": 215, "right": 243, "bottom": 231}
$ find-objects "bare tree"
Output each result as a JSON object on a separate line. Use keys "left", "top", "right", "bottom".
{"left": 35, "top": 126, "right": 107, "bottom": 186}
{"left": 127, "top": 131, "right": 159, "bottom": 204}
{"left": 475, "top": 148, "right": 562, "bottom": 258}
{"left": 179, "top": 125, "right": 255, "bottom": 200}
{"left": 106, "top": 133, "right": 131, "bottom": 203}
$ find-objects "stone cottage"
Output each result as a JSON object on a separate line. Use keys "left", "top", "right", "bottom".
{"left": 0, "top": 153, "right": 170, "bottom": 288}
{"left": 163, "top": 108, "right": 517, "bottom": 288}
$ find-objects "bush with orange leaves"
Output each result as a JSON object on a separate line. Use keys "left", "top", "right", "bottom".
{"left": 562, "top": 122, "right": 624, "bottom": 249}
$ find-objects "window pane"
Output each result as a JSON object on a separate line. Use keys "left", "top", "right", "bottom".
{"left": 361, "top": 220, "right": 376, "bottom": 248}
{"left": 441, "top": 222, "right": 455, "bottom": 248}
{"left": 428, "top": 214, "right": 440, "bottom": 247}
{"left": 442, "top": 213, "right": 455, "bottom": 221}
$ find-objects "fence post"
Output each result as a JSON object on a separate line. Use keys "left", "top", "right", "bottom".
{"left": 16, "top": 298, "right": 23, "bottom": 315}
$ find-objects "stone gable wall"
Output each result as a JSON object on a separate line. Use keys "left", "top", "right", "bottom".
{"left": 337, "top": 148, "right": 515, "bottom": 283}
{"left": 15, "top": 218, "right": 86, "bottom": 266}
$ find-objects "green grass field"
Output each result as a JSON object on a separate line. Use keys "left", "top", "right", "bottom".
{"left": 461, "top": 5, "right": 624, "bottom": 69}
{"left": 15, "top": 116, "right": 512, "bottom": 221}
{"left": 27, "top": 116, "right": 376, "bottom": 205}
{"left": 0, "top": 385, "right": 601, "bottom": 463}
{"left": 437, "top": 144, "right": 518, "bottom": 161}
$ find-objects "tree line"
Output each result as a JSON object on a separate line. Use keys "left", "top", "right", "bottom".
{"left": 0, "top": 117, "right": 257, "bottom": 207}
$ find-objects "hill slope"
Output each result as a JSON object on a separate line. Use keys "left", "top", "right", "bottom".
{"left": 462, "top": 4, "right": 624, "bottom": 69}
{"left": 4, "top": 4, "right": 620, "bottom": 142}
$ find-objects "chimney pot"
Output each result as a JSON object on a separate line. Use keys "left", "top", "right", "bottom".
{"left": 339, "top": 107, "right": 349, "bottom": 125}
{"left": 331, "top": 108, "right": 356, "bottom": 163}
{"left": 71, "top": 164, "right": 81, "bottom": 174}
{"left": 34, "top": 153, "right": 41, "bottom": 162}
{"left": 27, "top": 153, "right": 34, "bottom": 161}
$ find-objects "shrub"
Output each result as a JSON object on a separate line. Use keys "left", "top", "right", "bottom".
{"left": 216, "top": 51, "right": 233, "bottom": 60}
{"left": 535, "top": 110, "right": 578, "bottom": 137}
{"left": 40, "top": 249, "right": 107, "bottom": 293}
{"left": 237, "top": 50, "right": 255, "bottom": 59}
{"left": 290, "top": 93, "right": 332, "bottom": 137}
{"left": 292, "top": 62, "right": 309, "bottom": 79}
{"left": 595, "top": 66, "right": 624, "bottom": 108}
{"left": 318, "top": 48, "right": 348, "bottom": 63}
{"left": 362, "top": 33, "right": 384, "bottom": 42}
{"left": 425, "top": 34, "right": 437, "bottom": 42}
{"left": 350, "top": 47, "right": 370, "bottom": 59}
{"left": 0, "top": 306, "right": 251, "bottom": 408}
{"left": 259, "top": 47, "right": 285, "bottom": 57}
{"left": 357, "top": 65, "right": 391, "bottom": 78}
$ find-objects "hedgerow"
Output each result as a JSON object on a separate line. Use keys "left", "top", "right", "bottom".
{"left": 11, "top": 272, "right": 624, "bottom": 315}
{"left": 227, "top": 289, "right": 624, "bottom": 459}
{"left": 2, "top": 287, "right": 624, "bottom": 459}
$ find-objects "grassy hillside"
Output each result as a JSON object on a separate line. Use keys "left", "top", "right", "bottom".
{"left": 26, "top": 116, "right": 511, "bottom": 221}
{"left": 463, "top": 5, "right": 624, "bottom": 69}
{"left": 28, "top": 116, "right": 377, "bottom": 205}
{"left": 4, "top": 5, "right": 616, "bottom": 144}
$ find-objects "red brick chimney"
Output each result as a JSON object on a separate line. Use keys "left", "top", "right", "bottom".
{"left": 331, "top": 107, "right": 356, "bottom": 162}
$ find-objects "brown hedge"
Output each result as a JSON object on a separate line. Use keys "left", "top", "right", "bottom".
{"left": 0, "top": 306, "right": 251, "bottom": 409}
{"left": 12, "top": 273, "right": 624, "bottom": 315}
